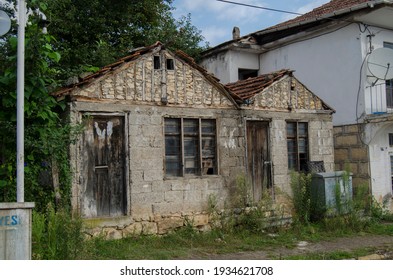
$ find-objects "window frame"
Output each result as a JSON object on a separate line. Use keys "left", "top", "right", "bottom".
{"left": 164, "top": 117, "right": 218, "bottom": 177}
{"left": 384, "top": 42, "right": 393, "bottom": 109}
{"left": 389, "top": 133, "right": 393, "bottom": 147}
{"left": 390, "top": 155, "right": 393, "bottom": 195}
{"left": 286, "top": 121, "right": 309, "bottom": 172}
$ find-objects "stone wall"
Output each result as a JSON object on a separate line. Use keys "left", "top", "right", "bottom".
{"left": 65, "top": 47, "right": 335, "bottom": 237}
{"left": 84, "top": 212, "right": 211, "bottom": 239}
{"left": 69, "top": 101, "right": 334, "bottom": 237}
{"left": 333, "top": 124, "right": 370, "bottom": 189}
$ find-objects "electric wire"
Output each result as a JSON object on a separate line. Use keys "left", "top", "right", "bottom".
{"left": 216, "top": 0, "right": 303, "bottom": 16}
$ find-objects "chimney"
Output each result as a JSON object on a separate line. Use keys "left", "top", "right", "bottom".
{"left": 232, "top": 26, "right": 240, "bottom": 40}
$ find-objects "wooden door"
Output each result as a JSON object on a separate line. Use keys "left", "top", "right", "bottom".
{"left": 81, "top": 116, "right": 126, "bottom": 217}
{"left": 247, "top": 121, "right": 271, "bottom": 202}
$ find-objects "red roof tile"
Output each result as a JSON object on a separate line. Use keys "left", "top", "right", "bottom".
{"left": 225, "top": 69, "right": 292, "bottom": 102}
{"left": 266, "top": 0, "right": 371, "bottom": 30}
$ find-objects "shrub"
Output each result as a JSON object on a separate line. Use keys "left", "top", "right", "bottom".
{"left": 32, "top": 204, "right": 85, "bottom": 259}
{"left": 290, "top": 171, "right": 312, "bottom": 224}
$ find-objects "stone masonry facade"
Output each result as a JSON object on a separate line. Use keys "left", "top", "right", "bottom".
{"left": 58, "top": 43, "right": 335, "bottom": 238}
{"left": 333, "top": 124, "right": 370, "bottom": 190}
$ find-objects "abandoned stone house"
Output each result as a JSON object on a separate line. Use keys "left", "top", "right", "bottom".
{"left": 53, "top": 42, "right": 335, "bottom": 237}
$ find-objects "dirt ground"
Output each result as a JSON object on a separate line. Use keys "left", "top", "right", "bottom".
{"left": 195, "top": 235, "right": 393, "bottom": 260}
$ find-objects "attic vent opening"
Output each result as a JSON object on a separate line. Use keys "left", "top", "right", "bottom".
{"left": 154, "top": 56, "right": 160, "bottom": 69}
{"left": 166, "top": 58, "right": 174, "bottom": 70}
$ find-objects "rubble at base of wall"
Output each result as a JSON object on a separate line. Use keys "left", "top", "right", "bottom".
{"left": 83, "top": 207, "right": 293, "bottom": 240}
{"left": 83, "top": 212, "right": 212, "bottom": 240}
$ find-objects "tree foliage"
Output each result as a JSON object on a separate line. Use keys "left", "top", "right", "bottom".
{"left": 42, "top": 0, "right": 208, "bottom": 80}
{"left": 0, "top": 3, "right": 77, "bottom": 209}
{"left": 0, "top": 0, "right": 207, "bottom": 209}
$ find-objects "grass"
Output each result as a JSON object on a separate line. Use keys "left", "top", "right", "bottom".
{"left": 32, "top": 171, "right": 393, "bottom": 260}
{"left": 280, "top": 248, "right": 375, "bottom": 260}
{"left": 75, "top": 221, "right": 393, "bottom": 260}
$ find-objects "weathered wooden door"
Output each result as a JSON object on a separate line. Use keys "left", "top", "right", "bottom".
{"left": 247, "top": 121, "right": 271, "bottom": 202}
{"left": 81, "top": 115, "right": 126, "bottom": 218}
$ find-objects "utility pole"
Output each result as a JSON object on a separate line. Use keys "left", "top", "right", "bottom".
{"left": 16, "top": 0, "right": 26, "bottom": 202}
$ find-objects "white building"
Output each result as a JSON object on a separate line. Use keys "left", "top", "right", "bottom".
{"left": 201, "top": 0, "right": 393, "bottom": 210}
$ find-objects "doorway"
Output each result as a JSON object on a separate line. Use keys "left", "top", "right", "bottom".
{"left": 246, "top": 121, "right": 272, "bottom": 202}
{"left": 81, "top": 115, "right": 126, "bottom": 217}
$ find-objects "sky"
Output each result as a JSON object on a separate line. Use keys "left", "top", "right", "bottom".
{"left": 172, "top": 0, "right": 330, "bottom": 47}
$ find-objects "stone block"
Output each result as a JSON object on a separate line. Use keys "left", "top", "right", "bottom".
{"left": 130, "top": 170, "right": 144, "bottom": 183}
{"left": 336, "top": 135, "right": 358, "bottom": 146}
{"left": 141, "top": 221, "right": 158, "bottom": 235}
{"left": 165, "top": 190, "right": 184, "bottom": 202}
{"left": 171, "top": 181, "right": 191, "bottom": 191}
{"left": 358, "top": 162, "right": 370, "bottom": 176}
{"left": 188, "top": 178, "right": 209, "bottom": 190}
{"left": 351, "top": 147, "right": 368, "bottom": 161}
{"left": 152, "top": 202, "right": 184, "bottom": 215}
{"left": 334, "top": 148, "right": 349, "bottom": 161}
{"left": 352, "top": 177, "right": 370, "bottom": 189}
{"left": 102, "top": 228, "right": 123, "bottom": 240}
{"left": 333, "top": 126, "right": 344, "bottom": 135}
{"left": 143, "top": 169, "right": 163, "bottom": 182}
{"left": 131, "top": 183, "right": 152, "bottom": 194}
{"left": 157, "top": 217, "right": 184, "bottom": 234}
{"left": 123, "top": 223, "right": 143, "bottom": 236}
{"left": 152, "top": 181, "right": 172, "bottom": 192}
{"left": 132, "top": 205, "right": 153, "bottom": 221}
{"left": 136, "top": 158, "right": 163, "bottom": 170}
{"left": 347, "top": 163, "right": 358, "bottom": 174}
{"left": 187, "top": 213, "right": 209, "bottom": 226}
{"left": 132, "top": 192, "right": 164, "bottom": 204}
{"left": 345, "top": 125, "right": 359, "bottom": 134}
{"left": 184, "top": 190, "right": 203, "bottom": 202}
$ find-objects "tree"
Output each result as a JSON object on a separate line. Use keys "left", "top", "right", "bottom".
{"left": 0, "top": 3, "right": 77, "bottom": 209}
{"left": 0, "top": 0, "right": 207, "bottom": 209}
{"left": 42, "top": 0, "right": 208, "bottom": 81}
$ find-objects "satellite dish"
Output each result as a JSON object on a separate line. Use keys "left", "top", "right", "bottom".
{"left": 0, "top": 10, "right": 11, "bottom": 36}
{"left": 367, "top": 47, "right": 393, "bottom": 81}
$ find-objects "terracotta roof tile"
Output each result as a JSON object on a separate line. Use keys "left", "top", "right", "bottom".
{"left": 267, "top": 0, "right": 371, "bottom": 30}
{"left": 225, "top": 69, "right": 292, "bottom": 102}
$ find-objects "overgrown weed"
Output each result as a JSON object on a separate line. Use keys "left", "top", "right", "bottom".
{"left": 32, "top": 204, "right": 85, "bottom": 260}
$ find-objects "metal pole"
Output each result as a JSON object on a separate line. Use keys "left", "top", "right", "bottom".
{"left": 16, "top": 0, "right": 26, "bottom": 203}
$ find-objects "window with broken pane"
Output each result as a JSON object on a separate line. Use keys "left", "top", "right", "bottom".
{"left": 164, "top": 118, "right": 217, "bottom": 177}
{"left": 287, "top": 121, "right": 309, "bottom": 172}
{"left": 165, "top": 118, "right": 182, "bottom": 176}
{"left": 202, "top": 119, "right": 216, "bottom": 175}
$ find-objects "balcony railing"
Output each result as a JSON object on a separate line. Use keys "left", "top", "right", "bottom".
{"left": 368, "top": 81, "right": 393, "bottom": 115}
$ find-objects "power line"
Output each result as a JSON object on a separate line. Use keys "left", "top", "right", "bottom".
{"left": 216, "top": 0, "right": 303, "bottom": 16}
{"left": 217, "top": 0, "right": 359, "bottom": 25}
